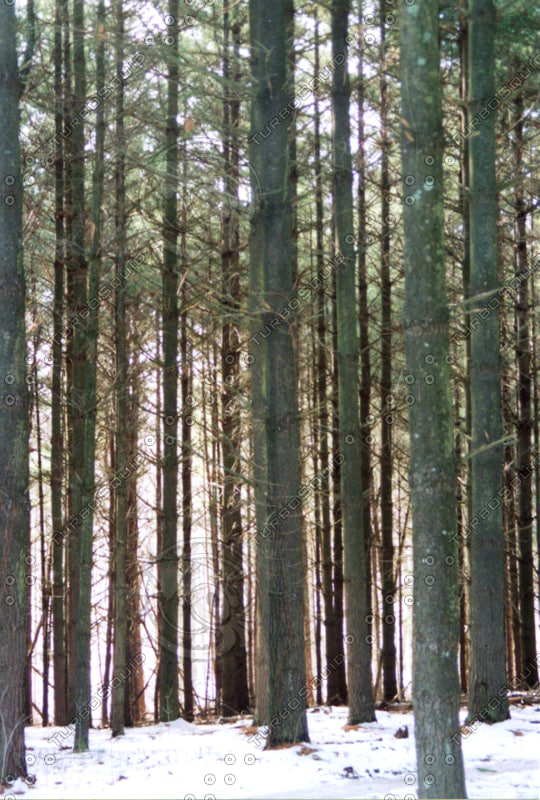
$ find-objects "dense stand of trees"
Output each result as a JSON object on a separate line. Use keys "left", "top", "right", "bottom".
{"left": 0, "top": 0, "right": 539, "bottom": 794}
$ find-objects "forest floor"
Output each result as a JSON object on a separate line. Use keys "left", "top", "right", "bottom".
{"left": 8, "top": 701, "right": 539, "bottom": 799}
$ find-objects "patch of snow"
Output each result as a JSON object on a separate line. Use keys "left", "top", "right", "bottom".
{"left": 8, "top": 703, "right": 539, "bottom": 799}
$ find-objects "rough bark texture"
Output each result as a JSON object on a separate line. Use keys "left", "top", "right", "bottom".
{"left": 125, "top": 374, "right": 146, "bottom": 725}
{"left": 249, "top": 0, "right": 309, "bottom": 746}
{"left": 331, "top": 0, "right": 375, "bottom": 725}
{"left": 51, "top": 0, "right": 68, "bottom": 727}
{"left": 379, "top": 0, "right": 397, "bottom": 703}
{"left": 68, "top": 0, "right": 88, "bottom": 732}
{"left": 512, "top": 92, "right": 539, "bottom": 688}
{"left": 111, "top": 0, "right": 128, "bottom": 737}
{"left": 158, "top": 0, "right": 180, "bottom": 722}
{"left": 467, "top": 0, "right": 510, "bottom": 723}
{"left": 0, "top": 0, "right": 30, "bottom": 780}
{"left": 399, "top": 1, "right": 467, "bottom": 796}
{"left": 314, "top": 14, "right": 347, "bottom": 707}
{"left": 219, "top": 0, "right": 249, "bottom": 716}
{"left": 357, "top": 0, "right": 374, "bottom": 696}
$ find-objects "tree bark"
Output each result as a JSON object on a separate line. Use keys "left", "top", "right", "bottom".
{"left": 70, "top": 0, "right": 92, "bottom": 751}
{"left": 111, "top": 0, "right": 129, "bottom": 737}
{"left": 467, "top": 0, "right": 510, "bottom": 722}
{"left": 0, "top": 0, "right": 30, "bottom": 778}
{"left": 220, "top": 0, "right": 249, "bottom": 716}
{"left": 512, "top": 91, "right": 539, "bottom": 688}
{"left": 51, "top": 0, "right": 68, "bottom": 727}
{"left": 314, "top": 11, "right": 346, "bottom": 707}
{"left": 379, "top": 0, "right": 397, "bottom": 703}
{"left": 249, "top": 0, "right": 309, "bottom": 746}
{"left": 331, "top": 0, "right": 375, "bottom": 725}
{"left": 399, "top": 0, "right": 467, "bottom": 795}
{"left": 158, "top": 0, "right": 180, "bottom": 722}
{"left": 356, "top": 0, "right": 374, "bottom": 686}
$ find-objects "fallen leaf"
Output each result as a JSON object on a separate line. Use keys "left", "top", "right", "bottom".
{"left": 297, "top": 745, "right": 318, "bottom": 756}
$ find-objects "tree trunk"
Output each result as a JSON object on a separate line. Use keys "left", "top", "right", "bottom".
{"left": 111, "top": 0, "right": 128, "bottom": 736}
{"left": 313, "top": 12, "right": 346, "bottom": 707}
{"left": 330, "top": 270, "right": 348, "bottom": 705}
{"left": 71, "top": 0, "right": 91, "bottom": 752}
{"left": 180, "top": 309, "right": 194, "bottom": 720}
{"left": 399, "top": 0, "right": 467, "bottom": 795}
{"left": 379, "top": 0, "right": 397, "bottom": 703}
{"left": 125, "top": 366, "right": 146, "bottom": 725}
{"left": 356, "top": 0, "right": 374, "bottom": 684}
{"left": 331, "top": 0, "right": 375, "bottom": 724}
{"left": 32, "top": 338, "right": 48, "bottom": 725}
{"left": 219, "top": 0, "right": 249, "bottom": 716}
{"left": 467, "top": 0, "right": 509, "bottom": 722}
{"left": 249, "top": 0, "right": 309, "bottom": 746}
{"left": 0, "top": 0, "right": 30, "bottom": 778}
{"left": 158, "top": 0, "right": 180, "bottom": 722}
{"left": 512, "top": 92, "right": 539, "bottom": 687}
{"left": 457, "top": 14, "right": 470, "bottom": 696}
{"left": 51, "top": 0, "right": 68, "bottom": 727}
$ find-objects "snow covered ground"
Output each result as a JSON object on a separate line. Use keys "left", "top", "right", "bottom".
{"left": 6, "top": 703, "right": 539, "bottom": 799}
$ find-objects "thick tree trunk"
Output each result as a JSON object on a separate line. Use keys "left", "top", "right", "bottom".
{"left": 331, "top": 0, "right": 375, "bottom": 725}
{"left": 71, "top": 0, "right": 92, "bottom": 752}
{"left": 0, "top": 1, "right": 30, "bottom": 780}
{"left": 467, "top": 0, "right": 510, "bottom": 722}
{"left": 399, "top": 1, "right": 467, "bottom": 796}
{"left": 249, "top": 0, "right": 309, "bottom": 746}
{"left": 158, "top": 0, "right": 180, "bottom": 722}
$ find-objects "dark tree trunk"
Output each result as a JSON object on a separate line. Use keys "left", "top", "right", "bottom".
{"left": 102, "top": 428, "right": 115, "bottom": 727}
{"left": 399, "top": 0, "right": 466, "bottom": 795}
{"left": 313, "top": 12, "right": 346, "bottom": 707}
{"left": 249, "top": 0, "right": 309, "bottom": 746}
{"left": 457, "top": 15, "right": 470, "bottom": 697}
{"left": 67, "top": 0, "right": 88, "bottom": 729}
{"left": 356, "top": 0, "right": 374, "bottom": 676}
{"left": 331, "top": 0, "right": 375, "bottom": 724}
{"left": 111, "top": 0, "right": 129, "bottom": 736}
{"left": 31, "top": 337, "right": 47, "bottom": 725}
{"left": 330, "top": 272, "right": 348, "bottom": 706}
{"left": 125, "top": 367, "right": 145, "bottom": 726}
{"left": 0, "top": 0, "right": 30, "bottom": 778}
{"left": 379, "top": 0, "right": 397, "bottom": 703}
{"left": 158, "top": 0, "right": 180, "bottom": 722}
{"left": 467, "top": 0, "right": 510, "bottom": 723}
{"left": 219, "top": 0, "right": 249, "bottom": 716}
{"left": 180, "top": 309, "right": 194, "bottom": 721}
{"left": 51, "top": 0, "right": 68, "bottom": 727}
{"left": 512, "top": 92, "right": 539, "bottom": 687}
{"left": 71, "top": 0, "right": 93, "bottom": 752}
